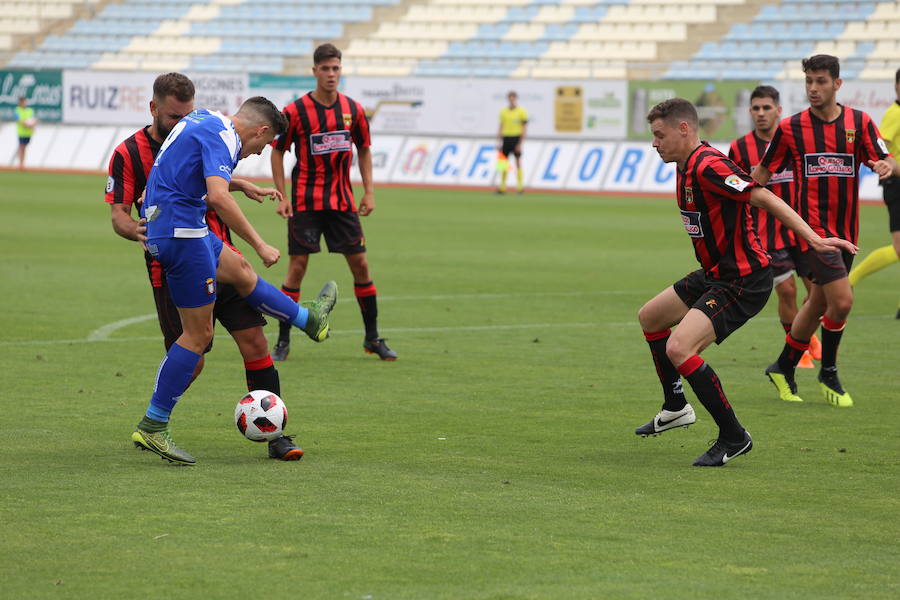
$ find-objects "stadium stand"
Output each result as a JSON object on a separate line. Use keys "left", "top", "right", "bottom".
{"left": 1, "top": 0, "right": 899, "bottom": 79}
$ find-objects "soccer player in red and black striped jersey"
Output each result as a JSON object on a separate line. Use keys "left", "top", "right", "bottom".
{"left": 754, "top": 55, "right": 899, "bottom": 407}
{"left": 270, "top": 43, "right": 396, "bottom": 361}
{"left": 105, "top": 73, "right": 304, "bottom": 461}
{"left": 729, "top": 85, "right": 820, "bottom": 367}
{"left": 636, "top": 98, "right": 855, "bottom": 466}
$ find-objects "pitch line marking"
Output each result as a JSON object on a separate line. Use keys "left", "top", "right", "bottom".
{"left": 83, "top": 290, "right": 650, "bottom": 341}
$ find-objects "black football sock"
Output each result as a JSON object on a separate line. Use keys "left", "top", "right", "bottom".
{"left": 643, "top": 329, "right": 686, "bottom": 411}
{"left": 245, "top": 356, "right": 280, "bottom": 396}
{"left": 678, "top": 356, "right": 744, "bottom": 443}
{"left": 278, "top": 286, "right": 300, "bottom": 343}
{"left": 776, "top": 333, "right": 809, "bottom": 377}
{"left": 354, "top": 281, "right": 379, "bottom": 340}
{"left": 820, "top": 316, "right": 845, "bottom": 371}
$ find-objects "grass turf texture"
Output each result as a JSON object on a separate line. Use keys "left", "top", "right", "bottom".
{"left": 1, "top": 171, "right": 898, "bottom": 599}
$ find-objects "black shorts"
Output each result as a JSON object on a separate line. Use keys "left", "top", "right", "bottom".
{"left": 673, "top": 267, "right": 773, "bottom": 344}
{"left": 501, "top": 136, "right": 521, "bottom": 158}
{"left": 152, "top": 279, "right": 266, "bottom": 353}
{"left": 768, "top": 246, "right": 805, "bottom": 283}
{"left": 288, "top": 210, "right": 366, "bottom": 255}
{"left": 883, "top": 177, "right": 900, "bottom": 233}
{"left": 797, "top": 248, "right": 854, "bottom": 286}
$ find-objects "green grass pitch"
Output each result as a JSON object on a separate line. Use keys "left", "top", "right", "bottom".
{"left": 1, "top": 171, "right": 898, "bottom": 599}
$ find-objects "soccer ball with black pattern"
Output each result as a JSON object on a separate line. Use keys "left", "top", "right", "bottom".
{"left": 235, "top": 390, "right": 288, "bottom": 442}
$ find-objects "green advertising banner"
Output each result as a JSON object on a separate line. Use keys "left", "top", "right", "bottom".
{"left": 627, "top": 80, "right": 761, "bottom": 142}
{"left": 0, "top": 70, "right": 63, "bottom": 123}
{"left": 249, "top": 73, "right": 316, "bottom": 110}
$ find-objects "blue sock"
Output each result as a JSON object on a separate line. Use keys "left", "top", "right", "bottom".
{"left": 243, "top": 277, "right": 308, "bottom": 328}
{"left": 145, "top": 343, "right": 202, "bottom": 422}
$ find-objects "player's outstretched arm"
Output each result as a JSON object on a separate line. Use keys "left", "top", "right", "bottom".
{"left": 867, "top": 156, "right": 900, "bottom": 179}
{"left": 205, "top": 175, "right": 280, "bottom": 267}
{"left": 750, "top": 164, "right": 772, "bottom": 186}
{"left": 229, "top": 177, "right": 284, "bottom": 204}
{"left": 750, "top": 187, "right": 858, "bottom": 255}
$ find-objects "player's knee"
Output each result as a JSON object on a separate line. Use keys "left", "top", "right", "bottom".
{"left": 892, "top": 240, "right": 900, "bottom": 258}
{"left": 237, "top": 333, "right": 269, "bottom": 361}
{"left": 637, "top": 303, "right": 655, "bottom": 330}
{"left": 664, "top": 337, "right": 691, "bottom": 367}
{"left": 831, "top": 297, "right": 853, "bottom": 320}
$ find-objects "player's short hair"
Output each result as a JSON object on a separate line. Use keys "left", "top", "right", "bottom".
{"left": 314, "top": 43, "right": 342, "bottom": 65}
{"left": 646, "top": 98, "right": 698, "bottom": 130}
{"left": 238, "top": 96, "right": 288, "bottom": 136}
{"left": 750, "top": 85, "right": 780, "bottom": 104}
{"left": 895, "top": 67, "right": 900, "bottom": 85}
{"left": 508, "top": 91, "right": 517, "bottom": 97}
{"left": 802, "top": 54, "right": 840, "bottom": 80}
{"left": 153, "top": 72, "right": 194, "bottom": 103}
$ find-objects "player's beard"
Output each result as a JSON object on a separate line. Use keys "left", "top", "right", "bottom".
{"left": 155, "top": 116, "right": 172, "bottom": 141}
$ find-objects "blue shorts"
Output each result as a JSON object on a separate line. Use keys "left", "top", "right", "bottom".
{"left": 18, "top": 136, "right": 31, "bottom": 146}
{"left": 147, "top": 235, "right": 223, "bottom": 308}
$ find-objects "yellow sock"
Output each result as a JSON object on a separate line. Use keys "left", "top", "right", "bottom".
{"left": 516, "top": 168, "right": 523, "bottom": 191}
{"left": 848, "top": 245, "right": 899, "bottom": 286}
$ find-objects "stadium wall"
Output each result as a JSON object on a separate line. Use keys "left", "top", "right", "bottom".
{"left": 2, "top": 69, "right": 892, "bottom": 200}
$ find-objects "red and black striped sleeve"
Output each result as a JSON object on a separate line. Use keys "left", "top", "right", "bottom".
{"left": 352, "top": 97, "right": 371, "bottom": 149}
{"left": 273, "top": 101, "right": 300, "bottom": 153}
{"left": 760, "top": 119, "right": 793, "bottom": 174}
{"left": 858, "top": 110, "right": 891, "bottom": 163}
{"left": 105, "top": 140, "right": 136, "bottom": 206}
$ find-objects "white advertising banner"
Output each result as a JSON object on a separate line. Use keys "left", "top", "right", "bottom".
{"left": 564, "top": 142, "right": 618, "bottom": 191}
{"left": 771, "top": 80, "right": 897, "bottom": 126}
{"left": 342, "top": 77, "right": 628, "bottom": 140}
{"left": 63, "top": 71, "right": 249, "bottom": 125}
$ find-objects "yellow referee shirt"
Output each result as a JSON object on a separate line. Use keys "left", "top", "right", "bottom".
{"left": 499, "top": 106, "right": 529, "bottom": 137}
{"left": 881, "top": 100, "right": 900, "bottom": 157}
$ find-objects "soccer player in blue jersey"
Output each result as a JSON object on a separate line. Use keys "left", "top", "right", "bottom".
{"left": 131, "top": 96, "right": 337, "bottom": 465}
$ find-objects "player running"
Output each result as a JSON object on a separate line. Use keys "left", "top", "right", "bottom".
{"left": 635, "top": 98, "right": 856, "bottom": 466}
{"left": 270, "top": 43, "right": 396, "bottom": 362}
{"left": 754, "top": 55, "right": 898, "bottom": 407}
{"left": 108, "top": 74, "right": 308, "bottom": 462}
{"left": 729, "top": 85, "right": 820, "bottom": 371}
{"left": 130, "top": 97, "right": 337, "bottom": 465}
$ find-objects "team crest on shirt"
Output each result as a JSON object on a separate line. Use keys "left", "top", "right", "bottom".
{"left": 206, "top": 278, "right": 215, "bottom": 295}
{"left": 343, "top": 113, "right": 352, "bottom": 128}
{"left": 683, "top": 186, "right": 694, "bottom": 205}
{"left": 705, "top": 298, "right": 718, "bottom": 309}
{"left": 845, "top": 129, "right": 856, "bottom": 144}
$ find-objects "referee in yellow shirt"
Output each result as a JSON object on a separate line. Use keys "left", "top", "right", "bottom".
{"left": 848, "top": 67, "right": 900, "bottom": 317}
{"left": 496, "top": 91, "right": 528, "bottom": 194}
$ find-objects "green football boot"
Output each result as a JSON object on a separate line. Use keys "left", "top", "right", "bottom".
{"left": 765, "top": 362, "right": 804, "bottom": 403}
{"left": 300, "top": 280, "right": 338, "bottom": 342}
{"left": 132, "top": 428, "right": 197, "bottom": 465}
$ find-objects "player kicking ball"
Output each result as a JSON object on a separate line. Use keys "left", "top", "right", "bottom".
{"left": 131, "top": 97, "right": 337, "bottom": 465}
{"left": 634, "top": 98, "right": 856, "bottom": 466}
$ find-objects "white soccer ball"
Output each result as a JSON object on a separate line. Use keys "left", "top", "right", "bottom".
{"left": 235, "top": 390, "right": 287, "bottom": 442}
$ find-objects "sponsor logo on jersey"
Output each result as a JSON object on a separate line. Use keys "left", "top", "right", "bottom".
{"left": 877, "top": 138, "right": 889, "bottom": 155}
{"left": 724, "top": 174, "right": 750, "bottom": 192}
{"left": 846, "top": 129, "right": 855, "bottom": 144}
{"left": 681, "top": 210, "right": 704, "bottom": 238}
{"left": 804, "top": 153, "right": 854, "bottom": 177}
{"left": 106, "top": 176, "right": 115, "bottom": 193}
{"left": 310, "top": 130, "right": 352, "bottom": 155}
{"left": 768, "top": 169, "right": 794, "bottom": 184}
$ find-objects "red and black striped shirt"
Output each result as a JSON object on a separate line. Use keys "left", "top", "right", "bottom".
{"left": 760, "top": 105, "right": 890, "bottom": 244}
{"left": 729, "top": 131, "right": 796, "bottom": 251}
{"left": 678, "top": 143, "right": 768, "bottom": 279}
{"left": 105, "top": 126, "right": 234, "bottom": 287}
{"left": 273, "top": 91, "right": 370, "bottom": 212}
